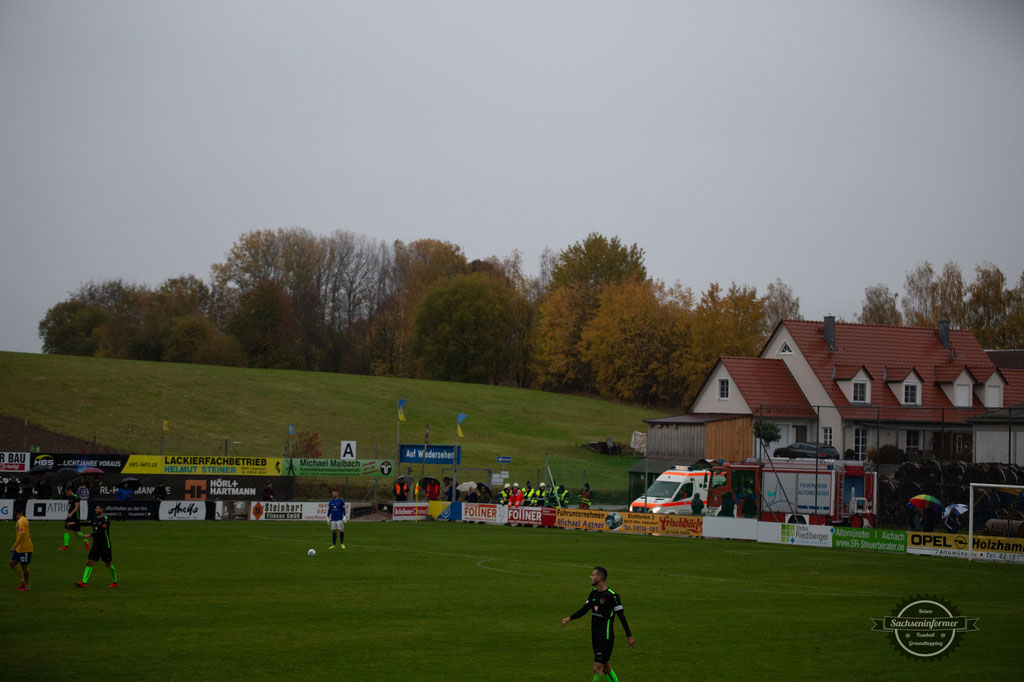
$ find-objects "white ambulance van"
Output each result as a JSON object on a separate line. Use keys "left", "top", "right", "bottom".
{"left": 629, "top": 467, "right": 710, "bottom": 514}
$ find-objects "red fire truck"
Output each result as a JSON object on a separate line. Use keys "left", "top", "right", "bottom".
{"left": 705, "top": 457, "right": 878, "bottom": 527}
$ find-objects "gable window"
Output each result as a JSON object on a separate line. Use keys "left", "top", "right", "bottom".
{"left": 904, "top": 382, "right": 919, "bottom": 406}
{"left": 986, "top": 385, "right": 1002, "bottom": 409}
{"left": 854, "top": 428, "right": 869, "bottom": 459}
{"left": 821, "top": 426, "right": 833, "bottom": 446}
{"left": 906, "top": 430, "right": 921, "bottom": 452}
{"left": 955, "top": 384, "right": 971, "bottom": 408}
{"left": 778, "top": 342, "right": 793, "bottom": 355}
{"left": 852, "top": 381, "right": 867, "bottom": 403}
{"left": 718, "top": 378, "right": 730, "bottom": 400}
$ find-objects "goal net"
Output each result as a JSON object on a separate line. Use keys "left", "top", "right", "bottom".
{"left": 968, "top": 483, "right": 1024, "bottom": 562}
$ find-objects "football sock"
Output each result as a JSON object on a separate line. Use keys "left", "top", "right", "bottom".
{"left": 339, "top": 531, "right": 344, "bottom": 545}
{"left": 109, "top": 565, "right": 118, "bottom": 583}
{"left": 607, "top": 671, "right": 618, "bottom": 682}
{"left": 332, "top": 532, "right": 337, "bottom": 545}
{"left": 82, "top": 566, "right": 93, "bottom": 584}
{"left": 63, "top": 532, "right": 70, "bottom": 547}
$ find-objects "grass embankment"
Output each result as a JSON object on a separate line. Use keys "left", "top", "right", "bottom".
{"left": 0, "top": 352, "right": 659, "bottom": 497}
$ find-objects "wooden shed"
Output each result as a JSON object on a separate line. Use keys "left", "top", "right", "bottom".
{"left": 643, "top": 413, "right": 753, "bottom": 461}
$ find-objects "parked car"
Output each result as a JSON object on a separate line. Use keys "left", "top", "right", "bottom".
{"left": 773, "top": 441, "right": 840, "bottom": 459}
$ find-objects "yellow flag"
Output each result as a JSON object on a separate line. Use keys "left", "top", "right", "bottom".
{"left": 162, "top": 420, "right": 169, "bottom": 432}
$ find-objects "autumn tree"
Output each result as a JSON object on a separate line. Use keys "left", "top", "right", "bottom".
{"left": 532, "top": 283, "right": 599, "bottom": 392}
{"left": 966, "top": 263, "right": 1009, "bottom": 348}
{"left": 410, "top": 272, "right": 518, "bottom": 384}
{"left": 762, "top": 278, "right": 801, "bottom": 334}
{"left": 858, "top": 285, "right": 902, "bottom": 326}
{"left": 550, "top": 233, "right": 646, "bottom": 289}
{"left": 227, "top": 280, "right": 301, "bottom": 369}
{"left": 38, "top": 300, "right": 108, "bottom": 356}
{"left": 581, "top": 279, "right": 684, "bottom": 406}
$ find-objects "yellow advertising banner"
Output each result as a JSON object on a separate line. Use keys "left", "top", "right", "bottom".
{"left": 554, "top": 509, "right": 702, "bottom": 536}
{"left": 162, "top": 455, "right": 283, "bottom": 476}
{"left": 120, "top": 455, "right": 163, "bottom": 474}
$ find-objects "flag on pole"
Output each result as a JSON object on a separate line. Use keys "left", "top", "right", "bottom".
{"left": 457, "top": 413, "right": 467, "bottom": 438}
{"left": 424, "top": 423, "right": 429, "bottom": 444}
{"left": 398, "top": 399, "right": 407, "bottom": 422}
{"left": 288, "top": 424, "right": 296, "bottom": 435}
{"left": 162, "top": 420, "right": 169, "bottom": 432}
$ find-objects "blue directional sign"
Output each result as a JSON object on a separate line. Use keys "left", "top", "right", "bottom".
{"left": 496, "top": 456, "right": 512, "bottom": 463}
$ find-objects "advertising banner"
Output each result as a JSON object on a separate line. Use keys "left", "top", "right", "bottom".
{"left": 119, "top": 455, "right": 163, "bottom": 475}
{"left": 393, "top": 502, "right": 430, "bottom": 520}
{"left": 283, "top": 458, "right": 394, "bottom": 477}
{"left": 832, "top": 527, "right": 906, "bottom": 553}
{"left": 461, "top": 503, "right": 508, "bottom": 525}
{"left": 247, "top": 500, "right": 343, "bottom": 521}
{"left": 159, "top": 500, "right": 215, "bottom": 521}
{"left": 30, "top": 453, "right": 131, "bottom": 474}
{"left": 100, "top": 500, "right": 159, "bottom": 521}
{"left": 217, "top": 500, "right": 252, "bottom": 521}
{"left": 0, "top": 452, "right": 29, "bottom": 473}
{"left": 906, "top": 531, "right": 1024, "bottom": 563}
{"left": 703, "top": 517, "right": 758, "bottom": 541}
{"left": 163, "top": 455, "right": 283, "bottom": 476}
{"left": 508, "top": 505, "right": 556, "bottom": 527}
{"left": 26, "top": 498, "right": 71, "bottom": 521}
{"left": 399, "top": 444, "right": 462, "bottom": 465}
{"left": 0, "top": 499, "right": 11, "bottom": 521}
{"left": 429, "top": 500, "right": 454, "bottom": 519}
{"left": 435, "top": 501, "right": 463, "bottom": 521}
{"left": 757, "top": 522, "right": 835, "bottom": 547}
{"left": 651, "top": 513, "right": 703, "bottom": 537}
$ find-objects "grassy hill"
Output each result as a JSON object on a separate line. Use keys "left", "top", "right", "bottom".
{"left": 0, "top": 351, "right": 661, "bottom": 495}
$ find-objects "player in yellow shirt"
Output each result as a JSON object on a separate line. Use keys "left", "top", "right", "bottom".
{"left": 10, "top": 504, "right": 33, "bottom": 592}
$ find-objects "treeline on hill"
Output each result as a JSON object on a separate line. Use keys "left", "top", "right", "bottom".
{"left": 38, "top": 229, "right": 1024, "bottom": 408}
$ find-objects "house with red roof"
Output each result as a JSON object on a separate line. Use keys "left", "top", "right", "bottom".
{"left": 646, "top": 317, "right": 1016, "bottom": 463}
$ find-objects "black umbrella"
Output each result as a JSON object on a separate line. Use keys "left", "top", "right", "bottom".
{"left": 119, "top": 477, "right": 143, "bottom": 490}
{"left": 51, "top": 467, "right": 80, "bottom": 483}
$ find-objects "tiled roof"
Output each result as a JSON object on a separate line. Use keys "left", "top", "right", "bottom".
{"left": 1004, "top": 369, "right": 1024, "bottom": 407}
{"left": 780, "top": 320, "right": 997, "bottom": 424}
{"left": 720, "top": 356, "right": 815, "bottom": 418}
{"left": 933, "top": 365, "right": 975, "bottom": 383}
{"left": 987, "top": 350, "right": 1024, "bottom": 370}
{"left": 834, "top": 364, "right": 870, "bottom": 380}
{"left": 883, "top": 367, "right": 914, "bottom": 382}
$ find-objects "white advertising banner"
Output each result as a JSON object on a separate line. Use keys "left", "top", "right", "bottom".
{"left": 461, "top": 503, "right": 508, "bottom": 525}
{"left": 703, "top": 516, "right": 758, "bottom": 541}
{"left": 0, "top": 452, "right": 30, "bottom": 473}
{"left": 249, "top": 501, "right": 347, "bottom": 521}
{"left": 159, "top": 500, "right": 210, "bottom": 521}
{"left": 0, "top": 499, "right": 13, "bottom": 520}
{"left": 758, "top": 521, "right": 834, "bottom": 547}
{"left": 25, "top": 498, "right": 71, "bottom": 521}
{"left": 393, "top": 502, "right": 429, "bottom": 520}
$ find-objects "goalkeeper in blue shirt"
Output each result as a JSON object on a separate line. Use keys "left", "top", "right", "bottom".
{"left": 327, "top": 490, "right": 346, "bottom": 549}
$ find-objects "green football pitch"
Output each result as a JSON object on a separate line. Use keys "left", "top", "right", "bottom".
{"left": 3, "top": 520, "right": 1021, "bottom": 680}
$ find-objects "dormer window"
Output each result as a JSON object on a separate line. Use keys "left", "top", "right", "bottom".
{"left": 986, "top": 385, "right": 1002, "bottom": 409}
{"left": 778, "top": 342, "right": 793, "bottom": 355}
{"left": 718, "top": 378, "right": 730, "bottom": 400}
{"left": 852, "top": 381, "right": 867, "bottom": 403}
{"left": 955, "top": 384, "right": 971, "bottom": 408}
{"left": 904, "top": 382, "right": 919, "bottom": 406}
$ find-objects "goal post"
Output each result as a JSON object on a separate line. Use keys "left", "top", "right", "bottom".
{"left": 968, "top": 482, "right": 1024, "bottom": 562}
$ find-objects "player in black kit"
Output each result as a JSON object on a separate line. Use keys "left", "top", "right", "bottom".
{"left": 561, "top": 566, "right": 635, "bottom": 681}
{"left": 74, "top": 504, "right": 118, "bottom": 588}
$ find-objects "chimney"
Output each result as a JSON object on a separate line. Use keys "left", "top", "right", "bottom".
{"left": 824, "top": 315, "right": 836, "bottom": 351}
{"left": 938, "top": 319, "right": 950, "bottom": 349}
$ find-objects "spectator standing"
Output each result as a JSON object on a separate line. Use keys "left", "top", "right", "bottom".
{"left": 262, "top": 482, "right": 276, "bottom": 501}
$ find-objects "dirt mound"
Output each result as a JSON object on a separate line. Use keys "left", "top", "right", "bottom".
{"left": 0, "top": 414, "right": 125, "bottom": 454}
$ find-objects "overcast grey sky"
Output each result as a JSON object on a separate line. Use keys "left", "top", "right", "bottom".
{"left": 2, "top": 1, "right": 1023, "bottom": 354}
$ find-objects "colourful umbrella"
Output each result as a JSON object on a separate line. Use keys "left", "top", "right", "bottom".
{"left": 908, "top": 494, "right": 941, "bottom": 510}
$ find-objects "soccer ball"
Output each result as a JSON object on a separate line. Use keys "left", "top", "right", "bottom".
{"left": 307, "top": 548, "right": 316, "bottom": 557}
